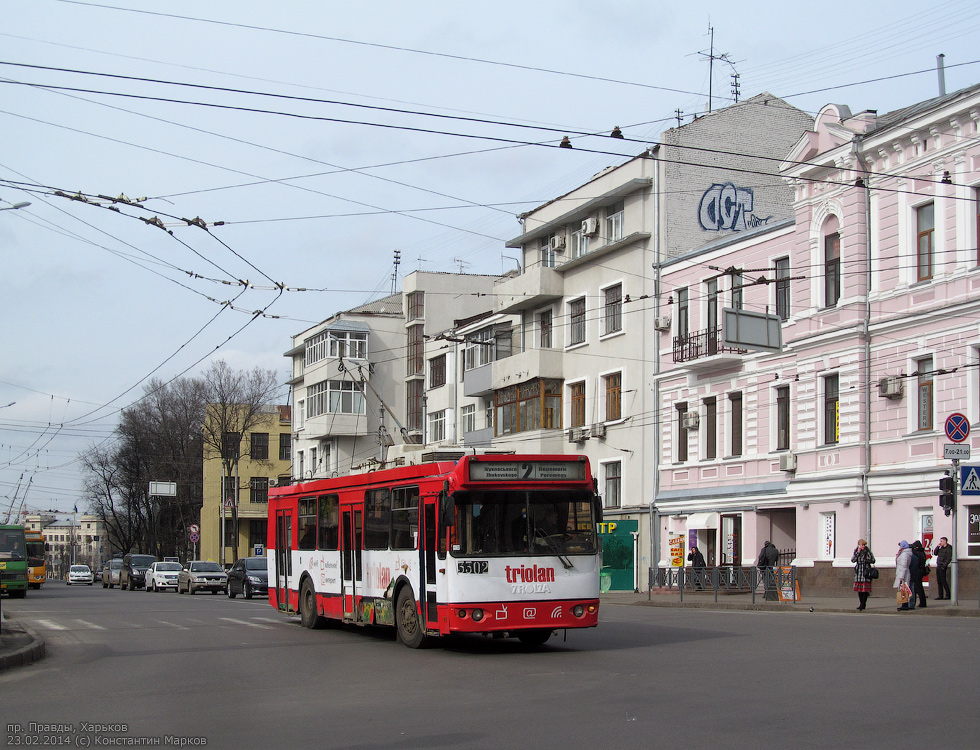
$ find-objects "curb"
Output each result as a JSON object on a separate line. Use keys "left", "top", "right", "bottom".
{"left": 0, "top": 621, "right": 46, "bottom": 672}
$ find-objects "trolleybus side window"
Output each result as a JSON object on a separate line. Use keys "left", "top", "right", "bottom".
{"left": 318, "top": 493, "right": 340, "bottom": 550}
{"left": 363, "top": 488, "right": 391, "bottom": 550}
{"left": 298, "top": 497, "right": 317, "bottom": 550}
{"left": 390, "top": 486, "right": 419, "bottom": 550}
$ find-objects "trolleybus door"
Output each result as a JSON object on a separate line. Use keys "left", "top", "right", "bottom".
{"left": 420, "top": 498, "right": 439, "bottom": 625}
{"left": 275, "top": 509, "right": 291, "bottom": 612}
{"left": 341, "top": 507, "right": 362, "bottom": 619}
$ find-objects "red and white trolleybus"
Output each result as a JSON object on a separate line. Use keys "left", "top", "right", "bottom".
{"left": 267, "top": 453, "right": 601, "bottom": 648}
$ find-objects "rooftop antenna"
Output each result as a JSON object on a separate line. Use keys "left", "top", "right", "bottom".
{"left": 698, "top": 24, "right": 738, "bottom": 113}
{"left": 452, "top": 257, "right": 471, "bottom": 274}
{"left": 390, "top": 249, "right": 401, "bottom": 294}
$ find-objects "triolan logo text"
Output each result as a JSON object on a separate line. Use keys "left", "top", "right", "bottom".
{"left": 505, "top": 565, "right": 556, "bottom": 594}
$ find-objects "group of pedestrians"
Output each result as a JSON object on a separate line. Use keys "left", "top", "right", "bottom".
{"left": 850, "top": 536, "right": 953, "bottom": 611}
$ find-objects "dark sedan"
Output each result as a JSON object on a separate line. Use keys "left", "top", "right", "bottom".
{"left": 226, "top": 556, "right": 268, "bottom": 600}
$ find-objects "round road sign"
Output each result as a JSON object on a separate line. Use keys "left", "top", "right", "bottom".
{"left": 945, "top": 413, "right": 970, "bottom": 443}
{"left": 189, "top": 532, "right": 200, "bottom": 543}
{"left": 189, "top": 524, "right": 200, "bottom": 534}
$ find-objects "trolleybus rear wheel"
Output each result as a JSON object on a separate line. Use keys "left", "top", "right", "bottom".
{"left": 300, "top": 579, "right": 325, "bottom": 629}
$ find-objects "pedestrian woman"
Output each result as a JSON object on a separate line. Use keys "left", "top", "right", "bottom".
{"left": 688, "top": 545, "right": 706, "bottom": 590}
{"left": 910, "top": 540, "right": 927, "bottom": 609}
{"left": 895, "top": 540, "right": 914, "bottom": 611}
{"left": 851, "top": 539, "right": 875, "bottom": 610}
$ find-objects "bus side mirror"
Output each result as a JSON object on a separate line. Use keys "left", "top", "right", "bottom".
{"left": 593, "top": 495, "right": 603, "bottom": 524}
{"left": 440, "top": 494, "right": 455, "bottom": 527}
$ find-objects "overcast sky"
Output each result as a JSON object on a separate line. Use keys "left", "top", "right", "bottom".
{"left": 2, "top": 0, "right": 979, "bottom": 517}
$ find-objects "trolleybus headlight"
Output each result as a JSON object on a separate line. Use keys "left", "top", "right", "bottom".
{"left": 458, "top": 609, "right": 467, "bottom": 619}
{"left": 572, "top": 605, "right": 584, "bottom": 618}
{"left": 471, "top": 609, "right": 484, "bottom": 622}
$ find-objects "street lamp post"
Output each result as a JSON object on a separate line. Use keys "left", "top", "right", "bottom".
{"left": 0, "top": 201, "right": 31, "bottom": 211}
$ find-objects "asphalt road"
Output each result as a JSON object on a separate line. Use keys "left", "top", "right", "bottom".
{"left": 2, "top": 584, "right": 978, "bottom": 749}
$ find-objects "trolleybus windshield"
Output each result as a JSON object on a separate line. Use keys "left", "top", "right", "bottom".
{"left": 453, "top": 489, "right": 597, "bottom": 557}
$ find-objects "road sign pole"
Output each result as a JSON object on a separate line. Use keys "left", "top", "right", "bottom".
{"left": 951, "top": 459, "right": 959, "bottom": 606}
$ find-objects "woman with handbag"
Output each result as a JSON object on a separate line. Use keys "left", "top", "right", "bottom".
{"left": 895, "top": 540, "right": 914, "bottom": 611}
{"left": 851, "top": 539, "right": 876, "bottom": 610}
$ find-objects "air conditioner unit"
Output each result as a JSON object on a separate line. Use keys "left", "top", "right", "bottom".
{"left": 550, "top": 234, "right": 566, "bottom": 252}
{"left": 682, "top": 411, "right": 700, "bottom": 430}
{"left": 878, "top": 376, "right": 904, "bottom": 399}
{"left": 654, "top": 316, "right": 672, "bottom": 332}
{"left": 779, "top": 452, "right": 798, "bottom": 472}
{"left": 568, "top": 427, "right": 588, "bottom": 443}
{"left": 590, "top": 423, "right": 607, "bottom": 439}
{"left": 581, "top": 217, "right": 599, "bottom": 236}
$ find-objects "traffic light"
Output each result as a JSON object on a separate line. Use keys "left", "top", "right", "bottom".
{"left": 939, "top": 474, "right": 956, "bottom": 516}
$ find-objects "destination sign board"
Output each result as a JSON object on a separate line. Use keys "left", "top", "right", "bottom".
{"left": 468, "top": 460, "right": 586, "bottom": 482}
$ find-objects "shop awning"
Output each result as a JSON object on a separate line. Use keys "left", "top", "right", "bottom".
{"left": 685, "top": 512, "right": 719, "bottom": 529}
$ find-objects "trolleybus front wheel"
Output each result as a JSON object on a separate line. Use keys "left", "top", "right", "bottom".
{"left": 396, "top": 587, "right": 429, "bottom": 649}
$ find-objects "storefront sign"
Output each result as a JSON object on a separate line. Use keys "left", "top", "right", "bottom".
{"left": 669, "top": 534, "right": 685, "bottom": 567}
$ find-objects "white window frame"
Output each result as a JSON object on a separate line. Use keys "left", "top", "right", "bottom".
{"left": 460, "top": 404, "right": 476, "bottom": 434}
{"left": 601, "top": 460, "right": 622, "bottom": 509}
{"left": 540, "top": 234, "right": 556, "bottom": 268}
{"left": 428, "top": 410, "right": 446, "bottom": 443}
{"left": 570, "top": 228, "right": 589, "bottom": 259}
{"left": 567, "top": 297, "right": 587, "bottom": 348}
{"left": 600, "top": 282, "right": 624, "bottom": 338}
{"left": 605, "top": 201, "right": 624, "bottom": 243}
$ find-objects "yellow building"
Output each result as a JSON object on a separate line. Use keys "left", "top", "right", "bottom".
{"left": 201, "top": 405, "right": 291, "bottom": 565}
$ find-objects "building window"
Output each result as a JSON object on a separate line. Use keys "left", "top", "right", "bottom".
{"left": 975, "top": 189, "right": 980, "bottom": 266}
{"left": 250, "top": 432, "right": 269, "bottom": 460}
{"left": 540, "top": 235, "right": 556, "bottom": 268}
{"left": 604, "top": 372, "right": 622, "bottom": 421}
{"left": 676, "top": 402, "right": 688, "bottom": 462}
{"left": 824, "top": 374, "right": 839, "bottom": 445}
{"left": 569, "top": 298, "right": 586, "bottom": 346}
{"left": 605, "top": 201, "right": 624, "bottom": 243}
{"left": 308, "top": 380, "right": 365, "bottom": 417}
{"left": 250, "top": 477, "right": 269, "bottom": 504}
{"left": 775, "top": 257, "right": 790, "bottom": 321}
{"left": 677, "top": 288, "right": 689, "bottom": 337}
{"left": 569, "top": 381, "right": 586, "bottom": 428}
{"left": 329, "top": 331, "right": 367, "bottom": 360}
{"left": 429, "top": 355, "right": 446, "bottom": 389}
{"left": 460, "top": 404, "right": 476, "bottom": 434}
{"left": 603, "top": 461, "right": 622, "bottom": 509}
{"left": 706, "top": 279, "right": 718, "bottom": 333}
{"left": 729, "top": 392, "right": 743, "bottom": 457}
{"left": 704, "top": 397, "right": 717, "bottom": 460}
{"left": 825, "top": 232, "right": 841, "bottom": 307}
{"left": 296, "top": 400, "right": 304, "bottom": 429}
{"left": 309, "top": 447, "right": 317, "bottom": 475}
{"left": 406, "top": 380, "right": 423, "bottom": 434}
{"left": 494, "top": 327, "right": 513, "bottom": 360}
{"left": 221, "top": 431, "right": 240, "bottom": 460}
{"left": 407, "top": 324, "right": 424, "bottom": 376}
{"left": 297, "top": 451, "right": 304, "bottom": 479}
{"left": 603, "top": 284, "right": 622, "bottom": 335}
{"left": 407, "top": 291, "right": 424, "bottom": 321}
{"left": 464, "top": 328, "right": 493, "bottom": 370}
{"left": 428, "top": 410, "right": 446, "bottom": 442}
{"left": 917, "top": 203, "right": 935, "bottom": 281}
{"left": 917, "top": 356, "right": 933, "bottom": 431}
{"left": 279, "top": 433, "right": 291, "bottom": 461}
{"left": 731, "top": 271, "right": 743, "bottom": 311}
{"left": 539, "top": 309, "right": 553, "bottom": 349}
{"left": 570, "top": 228, "right": 589, "bottom": 259}
{"left": 495, "top": 378, "right": 562, "bottom": 436}
{"left": 776, "top": 386, "right": 790, "bottom": 451}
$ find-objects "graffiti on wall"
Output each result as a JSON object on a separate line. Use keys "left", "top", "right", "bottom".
{"left": 698, "top": 182, "right": 772, "bottom": 232}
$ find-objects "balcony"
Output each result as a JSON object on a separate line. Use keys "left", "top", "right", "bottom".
{"left": 303, "top": 412, "right": 370, "bottom": 439}
{"left": 494, "top": 265, "right": 563, "bottom": 314}
{"left": 491, "top": 347, "right": 563, "bottom": 390}
{"left": 672, "top": 328, "right": 746, "bottom": 370}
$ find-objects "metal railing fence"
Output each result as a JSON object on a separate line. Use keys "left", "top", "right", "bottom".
{"left": 649, "top": 565, "right": 798, "bottom": 604}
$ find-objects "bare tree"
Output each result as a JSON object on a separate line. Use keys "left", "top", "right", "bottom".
{"left": 199, "top": 360, "right": 282, "bottom": 563}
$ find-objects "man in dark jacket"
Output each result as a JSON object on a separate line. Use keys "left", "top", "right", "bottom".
{"left": 933, "top": 536, "right": 953, "bottom": 600}
{"left": 757, "top": 541, "right": 779, "bottom": 601}
{"left": 909, "top": 540, "right": 928, "bottom": 609}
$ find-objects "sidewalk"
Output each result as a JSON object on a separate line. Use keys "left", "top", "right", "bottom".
{"left": 0, "top": 615, "right": 45, "bottom": 671}
{"left": 601, "top": 588, "right": 980, "bottom": 616}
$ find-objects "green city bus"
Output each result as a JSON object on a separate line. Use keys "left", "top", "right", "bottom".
{"left": 0, "top": 524, "right": 29, "bottom": 598}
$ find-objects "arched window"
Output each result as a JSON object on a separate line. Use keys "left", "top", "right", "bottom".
{"left": 822, "top": 216, "right": 841, "bottom": 308}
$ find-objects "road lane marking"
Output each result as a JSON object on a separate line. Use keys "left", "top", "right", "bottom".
{"left": 218, "top": 617, "right": 273, "bottom": 629}
{"left": 74, "top": 619, "right": 106, "bottom": 630}
{"left": 33, "top": 619, "right": 67, "bottom": 631}
{"left": 156, "top": 621, "right": 190, "bottom": 630}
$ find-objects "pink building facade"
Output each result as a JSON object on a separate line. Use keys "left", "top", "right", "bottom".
{"left": 656, "top": 83, "right": 980, "bottom": 594}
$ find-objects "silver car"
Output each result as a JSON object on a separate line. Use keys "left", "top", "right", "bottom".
{"left": 101, "top": 558, "right": 123, "bottom": 588}
{"left": 178, "top": 561, "right": 228, "bottom": 595}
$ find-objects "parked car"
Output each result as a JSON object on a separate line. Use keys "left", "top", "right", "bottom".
{"left": 226, "top": 556, "right": 268, "bottom": 599}
{"left": 145, "top": 561, "right": 182, "bottom": 592}
{"left": 120, "top": 553, "right": 157, "bottom": 590}
{"left": 178, "top": 561, "right": 228, "bottom": 595}
{"left": 102, "top": 558, "right": 123, "bottom": 588}
{"left": 66, "top": 564, "right": 94, "bottom": 585}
